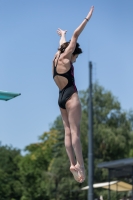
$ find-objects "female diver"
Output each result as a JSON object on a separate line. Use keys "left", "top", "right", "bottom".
{"left": 52, "top": 6, "right": 94, "bottom": 183}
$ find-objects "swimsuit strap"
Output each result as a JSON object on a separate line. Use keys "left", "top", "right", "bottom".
{"left": 55, "top": 52, "right": 61, "bottom": 68}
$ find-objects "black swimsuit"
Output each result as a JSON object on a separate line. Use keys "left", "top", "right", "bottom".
{"left": 53, "top": 55, "right": 77, "bottom": 109}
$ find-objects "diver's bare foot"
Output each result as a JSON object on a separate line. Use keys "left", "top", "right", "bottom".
{"left": 70, "top": 166, "right": 82, "bottom": 183}
{"left": 75, "top": 164, "right": 86, "bottom": 183}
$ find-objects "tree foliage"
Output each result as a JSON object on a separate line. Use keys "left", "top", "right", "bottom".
{"left": 0, "top": 143, "right": 22, "bottom": 200}
{"left": 1, "top": 83, "right": 133, "bottom": 199}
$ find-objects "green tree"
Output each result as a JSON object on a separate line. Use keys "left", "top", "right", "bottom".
{"left": 19, "top": 130, "right": 58, "bottom": 200}
{"left": 0, "top": 143, "right": 22, "bottom": 200}
{"left": 80, "top": 83, "right": 133, "bottom": 199}
{"left": 3, "top": 82, "right": 131, "bottom": 200}
{"left": 46, "top": 83, "right": 133, "bottom": 199}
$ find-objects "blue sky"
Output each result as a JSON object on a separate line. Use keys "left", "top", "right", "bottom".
{"left": 0, "top": 0, "right": 133, "bottom": 152}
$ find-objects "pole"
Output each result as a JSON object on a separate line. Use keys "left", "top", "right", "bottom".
{"left": 108, "top": 169, "right": 110, "bottom": 200}
{"left": 88, "top": 61, "right": 94, "bottom": 200}
{"left": 132, "top": 166, "right": 133, "bottom": 200}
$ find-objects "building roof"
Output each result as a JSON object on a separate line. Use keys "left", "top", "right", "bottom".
{"left": 97, "top": 158, "right": 133, "bottom": 169}
{"left": 97, "top": 158, "right": 133, "bottom": 178}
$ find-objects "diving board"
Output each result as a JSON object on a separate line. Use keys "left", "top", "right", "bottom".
{"left": 0, "top": 90, "right": 21, "bottom": 101}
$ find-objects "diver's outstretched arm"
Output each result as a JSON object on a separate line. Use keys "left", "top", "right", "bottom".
{"left": 57, "top": 28, "right": 67, "bottom": 46}
{"left": 74, "top": 6, "right": 94, "bottom": 37}
{"left": 64, "top": 6, "right": 94, "bottom": 56}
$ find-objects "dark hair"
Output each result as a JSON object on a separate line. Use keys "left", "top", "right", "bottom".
{"left": 58, "top": 41, "right": 82, "bottom": 55}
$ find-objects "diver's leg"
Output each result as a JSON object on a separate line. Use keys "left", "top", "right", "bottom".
{"left": 66, "top": 93, "right": 85, "bottom": 182}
